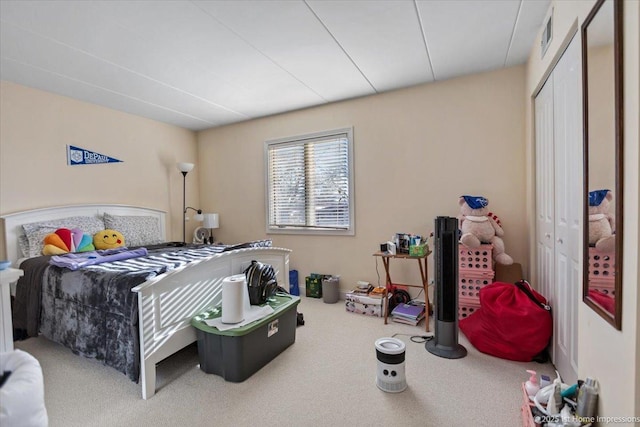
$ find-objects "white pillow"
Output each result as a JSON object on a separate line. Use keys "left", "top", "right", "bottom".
{"left": 103, "top": 213, "right": 163, "bottom": 247}
{"left": 17, "top": 235, "right": 30, "bottom": 259}
{"left": 22, "top": 216, "right": 105, "bottom": 257}
{"left": 0, "top": 349, "right": 48, "bottom": 427}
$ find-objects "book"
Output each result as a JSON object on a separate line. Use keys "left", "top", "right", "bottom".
{"left": 391, "top": 312, "right": 425, "bottom": 326}
{"left": 350, "top": 285, "right": 373, "bottom": 295}
{"left": 391, "top": 303, "right": 425, "bottom": 320}
{"left": 368, "top": 287, "right": 386, "bottom": 298}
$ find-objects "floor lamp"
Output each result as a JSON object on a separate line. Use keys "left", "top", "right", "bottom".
{"left": 177, "top": 162, "right": 197, "bottom": 244}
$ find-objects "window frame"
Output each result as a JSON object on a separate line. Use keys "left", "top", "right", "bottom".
{"left": 264, "top": 127, "right": 355, "bottom": 236}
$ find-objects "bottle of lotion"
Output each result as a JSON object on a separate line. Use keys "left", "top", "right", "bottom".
{"left": 525, "top": 370, "right": 540, "bottom": 398}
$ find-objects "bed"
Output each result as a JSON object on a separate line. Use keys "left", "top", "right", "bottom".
{"left": 1, "top": 204, "right": 291, "bottom": 399}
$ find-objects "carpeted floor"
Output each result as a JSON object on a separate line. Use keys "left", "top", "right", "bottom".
{"left": 14, "top": 295, "right": 556, "bottom": 427}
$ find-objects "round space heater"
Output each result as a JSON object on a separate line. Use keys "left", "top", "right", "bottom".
{"left": 375, "top": 337, "right": 407, "bottom": 393}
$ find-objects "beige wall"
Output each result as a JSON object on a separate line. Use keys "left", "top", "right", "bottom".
{"left": 525, "top": 0, "right": 640, "bottom": 420}
{"left": 0, "top": 81, "right": 200, "bottom": 255}
{"left": 587, "top": 45, "right": 616, "bottom": 194}
{"left": 198, "top": 66, "right": 526, "bottom": 298}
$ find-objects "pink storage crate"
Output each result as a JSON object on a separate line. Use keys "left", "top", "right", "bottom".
{"left": 459, "top": 244, "right": 494, "bottom": 275}
{"left": 588, "top": 247, "right": 615, "bottom": 280}
{"left": 589, "top": 279, "right": 615, "bottom": 296}
{"left": 459, "top": 271, "right": 495, "bottom": 299}
{"left": 521, "top": 383, "right": 541, "bottom": 427}
{"left": 458, "top": 297, "right": 481, "bottom": 319}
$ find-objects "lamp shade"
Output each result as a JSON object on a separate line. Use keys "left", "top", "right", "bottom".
{"left": 177, "top": 162, "right": 194, "bottom": 173}
{"left": 203, "top": 213, "right": 219, "bottom": 229}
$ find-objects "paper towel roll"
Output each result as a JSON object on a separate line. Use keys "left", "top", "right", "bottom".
{"left": 221, "top": 275, "right": 247, "bottom": 324}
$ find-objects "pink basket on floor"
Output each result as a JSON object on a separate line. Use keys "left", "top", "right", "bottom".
{"left": 458, "top": 297, "right": 481, "bottom": 319}
{"left": 459, "top": 271, "right": 495, "bottom": 299}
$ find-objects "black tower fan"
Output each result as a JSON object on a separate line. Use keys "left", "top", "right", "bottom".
{"left": 426, "top": 216, "right": 467, "bottom": 359}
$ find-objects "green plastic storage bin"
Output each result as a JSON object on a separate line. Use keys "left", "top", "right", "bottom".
{"left": 191, "top": 294, "right": 300, "bottom": 382}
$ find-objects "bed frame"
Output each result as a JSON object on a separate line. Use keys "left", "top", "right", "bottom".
{"left": 1, "top": 205, "right": 290, "bottom": 399}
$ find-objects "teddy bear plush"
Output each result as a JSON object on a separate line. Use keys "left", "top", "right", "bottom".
{"left": 458, "top": 195, "right": 513, "bottom": 265}
{"left": 588, "top": 189, "right": 615, "bottom": 253}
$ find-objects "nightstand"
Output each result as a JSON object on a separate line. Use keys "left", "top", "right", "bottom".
{"left": 0, "top": 268, "right": 24, "bottom": 352}
{"left": 373, "top": 250, "right": 432, "bottom": 332}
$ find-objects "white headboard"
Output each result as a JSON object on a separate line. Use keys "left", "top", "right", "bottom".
{"left": 1, "top": 204, "right": 166, "bottom": 265}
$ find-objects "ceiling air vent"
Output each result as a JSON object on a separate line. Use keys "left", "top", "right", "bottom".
{"left": 541, "top": 8, "right": 553, "bottom": 58}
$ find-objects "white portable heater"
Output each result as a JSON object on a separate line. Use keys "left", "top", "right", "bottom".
{"left": 375, "top": 337, "right": 407, "bottom": 393}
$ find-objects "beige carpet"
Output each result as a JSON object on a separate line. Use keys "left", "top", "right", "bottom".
{"left": 15, "top": 296, "right": 556, "bottom": 427}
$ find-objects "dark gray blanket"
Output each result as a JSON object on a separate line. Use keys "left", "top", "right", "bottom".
{"left": 13, "top": 240, "right": 272, "bottom": 382}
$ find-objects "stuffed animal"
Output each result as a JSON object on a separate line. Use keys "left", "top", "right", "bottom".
{"left": 93, "top": 229, "right": 126, "bottom": 250}
{"left": 458, "top": 195, "right": 513, "bottom": 265}
{"left": 588, "top": 189, "right": 615, "bottom": 253}
{"left": 42, "top": 228, "right": 95, "bottom": 255}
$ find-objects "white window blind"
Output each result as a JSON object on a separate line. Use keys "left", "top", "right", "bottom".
{"left": 265, "top": 127, "right": 354, "bottom": 235}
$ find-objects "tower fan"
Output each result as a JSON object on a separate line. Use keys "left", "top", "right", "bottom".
{"left": 426, "top": 216, "right": 467, "bottom": 359}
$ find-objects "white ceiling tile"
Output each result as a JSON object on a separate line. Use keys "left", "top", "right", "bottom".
{"left": 0, "top": 57, "right": 219, "bottom": 130}
{"left": 308, "top": 0, "right": 434, "bottom": 92}
{"left": 0, "top": 24, "right": 247, "bottom": 125}
{"left": 416, "top": 0, "right": 521, "bottom": 80}
{"left": 0, "top": 0, "right": 551, "bottom": 131}
{"left": 505, "top": 1, "right": 552, "bottom": 67}
{"left": 194, "top": 0, "right": 375, "bottom": 101}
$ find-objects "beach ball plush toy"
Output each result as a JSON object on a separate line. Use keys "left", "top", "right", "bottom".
{"left": 42, "top": 228, "right": 95, "bottom": 255}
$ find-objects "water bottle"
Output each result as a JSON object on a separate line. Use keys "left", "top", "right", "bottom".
{"left": 576, "top": 377, "right": 599, "bottom": 419}
{"left": 289, "top": 270, "right": 300, "bottom": 296}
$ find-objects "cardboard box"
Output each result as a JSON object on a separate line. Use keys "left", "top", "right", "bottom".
{"left": 345, "top": 292, "right": 384, "bottom": 305}
{"left": 345, "top": 301, "right": 384, "bottom": 317}
{"left": 345, "top": 292, "right": 388, "bottom": 317}
{"left": 495, "top": 262, "right": 523, "bottom": 283}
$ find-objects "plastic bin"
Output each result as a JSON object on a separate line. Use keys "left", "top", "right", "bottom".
{"left": 459, "top": 243, "right": 494, "bottom": 273}
{"left": 322, "top": 276, "right": 340, "bottom": 303}
{"left": 191, "top": 294, "right": 300, "bottom": 382}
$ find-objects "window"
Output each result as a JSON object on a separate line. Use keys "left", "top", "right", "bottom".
{"left": 265, "top": 127, "right": 354, "bottom": 235}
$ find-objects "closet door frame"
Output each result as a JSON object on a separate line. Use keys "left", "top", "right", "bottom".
{"left": 533, "top": 31, "right": 582, "bottom": 385}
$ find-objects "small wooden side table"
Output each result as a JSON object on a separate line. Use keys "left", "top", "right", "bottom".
{"left": 373, "top": 251, "right": 431, "bottom": 332}
{"left": 0, "top": 267, "right": 24, "bottom": 352}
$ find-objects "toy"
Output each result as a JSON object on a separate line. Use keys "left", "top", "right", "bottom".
{"left": 93, "top": 229, "right": 126, "bottom": 250}
{"left": 42, "top": 228, "right": 95, "bottom": 255}
{"left": 458, "top": 195, "right": 513, "bottom": 265}
{"left": 588, "top": 189, "right": 615, "bottom": 253}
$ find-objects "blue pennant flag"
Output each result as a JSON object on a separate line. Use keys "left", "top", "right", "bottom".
{"left": 67, "top": 145, "right": 122, "bottom": 166}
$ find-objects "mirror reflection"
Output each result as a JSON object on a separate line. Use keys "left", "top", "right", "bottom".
{"left": 582, "top": 0, "right": 622, "bottom": 328}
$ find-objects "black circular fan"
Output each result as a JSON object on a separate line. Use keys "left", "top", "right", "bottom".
{"left": 389, "top": 289, "right": 411, "bottom": 311}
